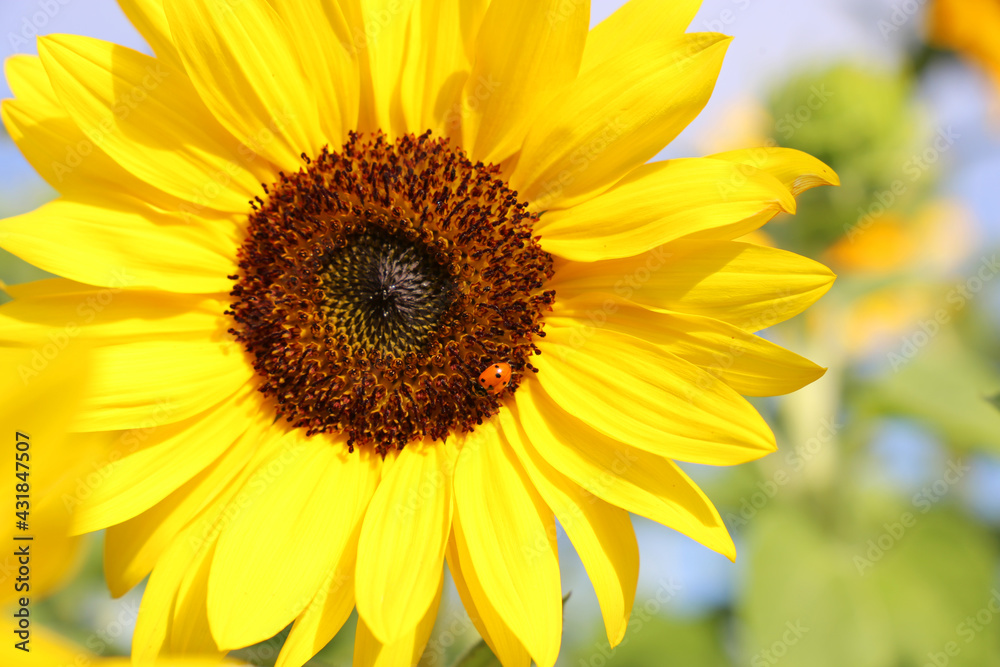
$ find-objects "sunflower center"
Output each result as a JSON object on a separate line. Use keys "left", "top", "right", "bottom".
{"left": 227, "top": 132, "right": 554, "bottom": 454}
{"left": 319, "top": 227, "right": 456, "bottom": 357}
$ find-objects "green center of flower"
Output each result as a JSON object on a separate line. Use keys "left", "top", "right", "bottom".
{"left": 227, "top": 132, "right": 554, "bottom": 454}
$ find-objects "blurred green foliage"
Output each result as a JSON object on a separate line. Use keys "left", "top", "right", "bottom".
{"left": 767, "top": 66, "right": 926, "bottom": 257}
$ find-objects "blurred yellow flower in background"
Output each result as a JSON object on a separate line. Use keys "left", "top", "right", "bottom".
{"left": 929, "top": 0, "right": 1000, "bottom": 92}
{"left": 824, "top": 201, "right": 976, "bottom": 359}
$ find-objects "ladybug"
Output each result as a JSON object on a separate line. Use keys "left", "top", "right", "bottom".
{"left": 477, "top": 362, "right": 512, "bottom": 395}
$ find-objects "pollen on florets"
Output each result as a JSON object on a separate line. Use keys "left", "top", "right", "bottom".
{"left": 227, "top": 131, "right": 554, "bottom": 455}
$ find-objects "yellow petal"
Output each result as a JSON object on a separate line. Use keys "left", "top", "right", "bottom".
{"left": 356, "top": 441, "right": 455, "bottom": 643}
{"left": 709, "top": 146, "right": 840, "bottom": 195}
{"left": 511, "top": 34, "right": 731, "bottom": 211}
{"left": 498, "top": 409, "right": 638, "bottom": 647}
{"left": 130, "top": 424, "right": 289, "bottom": 664}
{"left": 581, "top": 0, "right": 701, "bottom": 73}
{"left": 550, "top": 294, "right": 827, "bottom": 396}
{"left": 536, "top": 324, "right": 775, "bottom": 465}
{"left": 446, "top": 525, "right": 531, "bottom": 667}
{"left": 354, "top": 572, "right": 443, "bottom": 667}
{"left": 464, "top": 0, "right": 589, "bottom": 163}
{"left": 169, "top": 540, "right": 227, "bottom": 659}
{"left": 269, "top": 0, "right": 359, "bottom": 144}
{"left": 38, "top": 34, "right": 267, "bottom": 211}
{"left": 5, "top": 54, "right": 59, "bottom": 104}
{"left": 361, "top": 0, "right": 419, "bottom": 136}
{"left": 516, "top": 380, "right": 736, "bottom": 560}
{"left": 552, "top": 239, "right": 836, "bottom": 331}
{"left": 74, "top": 340, "right": 250, "bottom": 432}
{"left": 207, "top": 434, "right": 380, "bottom": 649}
{"left": 334, "top": 0, "right": 377, "bottom": 132}
{"left": 0, "top": 279, "right": 224, "bottom": 345}
{"left": 276, "top": 535, "right": 359, "bottom": 667}
{"left": 400, "top": 0, "right": 487, "bottom": 139}
{"left": 0, "top": 197, "right": 237, "bottom": 294}
{"left": 71, "top": 384, "right": 258, "bottom": 534}
{"left": 132, "top": 482, "right": 238, "bottom": 664}
{"left": 0, "top": 347, "right": 90, "bottom": 606}
{"left": 117, "top": 0, "right": 184, "bottom": 68}
{"left": 103, "top": 419, "right": 262, "bottom": 597}
{"left": 453, "top": 421, "right": 562, "bottom": 667}
{"left": 0, "top": 95, "right": 188, "bottom": 210}
{"left": 164, "top": 0, "right": 326, "bottom": 168}
{"left": 536, "top": 157, "right": 795, "bottom": 261}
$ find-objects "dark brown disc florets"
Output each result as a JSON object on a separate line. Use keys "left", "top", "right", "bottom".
{"left": 227, "top": 131, "right": 554, "bottom": 454}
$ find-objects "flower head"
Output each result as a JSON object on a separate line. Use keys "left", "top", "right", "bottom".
{"left": 0, "top": 0, "right": 837, "bottom": 665}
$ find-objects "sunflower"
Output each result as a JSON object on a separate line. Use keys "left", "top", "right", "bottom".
{"left": 0, "top": 0, "right": 838, "bottom": 665}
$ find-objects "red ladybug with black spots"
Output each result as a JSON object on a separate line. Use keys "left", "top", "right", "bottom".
{"left": 477, "top": 362, "right": 512, "bottom": 395}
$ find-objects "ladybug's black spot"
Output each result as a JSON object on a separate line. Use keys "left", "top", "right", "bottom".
{"left": 227, "top": 131, "right": 555, "bottom": 455}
